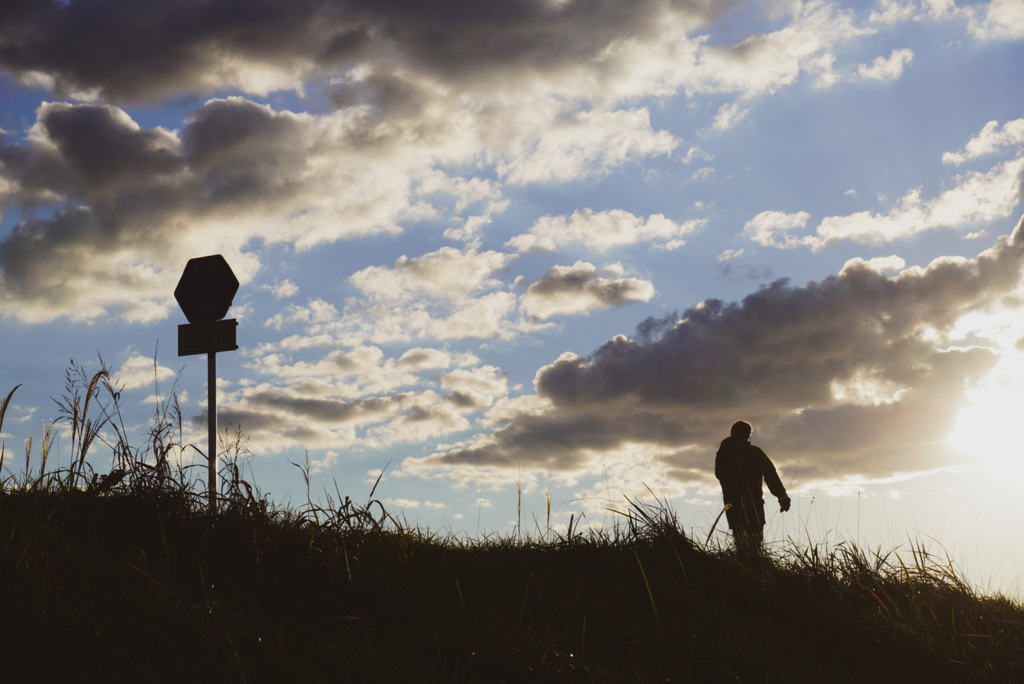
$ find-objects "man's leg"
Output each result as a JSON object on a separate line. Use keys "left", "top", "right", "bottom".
{"left": 725, "top": 507, "right": 758, "bottom": 556}
{"left": 736, "top": 530, "right": 764, "bottom": 558}
{"left": 725, "top": 506, "right": 746, "bottom": 538}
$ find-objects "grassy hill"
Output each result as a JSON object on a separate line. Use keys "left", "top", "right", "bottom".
{"left": 1, "top": 365, "right": 1023, "bottom": 682}
{"left": 2, "top": 482, "right": 1023, "bottom": 683}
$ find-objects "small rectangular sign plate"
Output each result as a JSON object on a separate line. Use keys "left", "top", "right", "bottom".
{"left": 178, "top": 319, "right": 238, "bottom": 357}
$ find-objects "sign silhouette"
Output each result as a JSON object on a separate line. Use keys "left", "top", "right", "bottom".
{"left": 177, "top": 319, "right": 238, "bottom": 357}
{"left": 173, "top": 254, "right": 240, "bottom": 513}
{"left": 174, "top": 254, "right": 239, "bottom": 323}
{"left": 176, "top": 254, "right": 239, "bottom": 357}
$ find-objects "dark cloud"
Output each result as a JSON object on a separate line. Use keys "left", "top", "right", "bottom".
{"left": 536, "top": 224, "right": 1024, "bottom": 411}
{"left": 419, "top": 218, "right": 1024, "bottom": 482}
{"left": 217, "top": 391, "right": 399, "bottom": 449}
{"left": 445, "top": 390, "right": 490, "bottom": 410}
{"left": 0, "top": 0, "right": 713, "bottom": 319}
{"left": 425, "top": 410, "right": 690, "bottom": 471}
{"left": 0, "top": 136, "right": 73, "bottom": 207}
{"left": 0, "top": 103, "right": 181, "bottom": 202}
{"left": 0, "top": 101, "right": 211, "bottom": 297}
{"left": 246, "top": 391, "right": 396, "bottom": 425}
{"left": 0, "top": 0, "right": 727, "bottom": 102}
{"left": 521, "top": 261, "right": 655, "bottom": 320}
{"left": 0, "top": 0, "right": 358, "bottom": 101}
{"left": 398, "top": 348, "right": 447, "bottom": 369}
{"left": 0, "top": 99, "right": 309, "bottom": 218}
{"left": 182, "top": 98, "right": 304, "bottom": 171}
{"left": 38, "top": 104, "right": 182, "bottom": 190}
{"left": 0, "top": 98, "right": 379, "bottom": 311}
{"left": 0, "top": 105, "right": 190, "bottom": 302}
{"left": 217, "top": 384, "right": 481, "bottom": 451}
{"left": 634, "top": 311, "right": 678, "bottom": 345}
{"left": 766, "top": 352, "right": 991, "bottom": 479}
{"left": 0, "top": 208, "right": 100, "bottom": 294}
{"left": 214, "top": 408, "right": 291, "bottom": 435}
{"left": 327, "top": 72, "right": 427, "bottom": 119}
{"left": 527, "top": 263, "right": 634, "bottom": 300}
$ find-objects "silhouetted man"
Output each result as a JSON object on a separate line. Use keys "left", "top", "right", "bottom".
{"left": 715, "top": 421, "right": 790, "bottom": 551}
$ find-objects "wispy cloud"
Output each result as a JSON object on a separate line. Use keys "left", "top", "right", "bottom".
{"left": 507, "top": 209, "right": 704, "bottom": 253}
{"left": 744, "top": 118, "right": 1024, "bottom": 250}
{"left": 943, "top": 117, "right": 1024, "bottom": 165}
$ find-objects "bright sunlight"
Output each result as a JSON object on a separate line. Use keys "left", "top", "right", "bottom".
{"left": 946, "top": 354, "right": 1024, "bottom": 474}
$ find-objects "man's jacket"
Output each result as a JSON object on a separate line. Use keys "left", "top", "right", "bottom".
{"left": 715, "top": 435, "right": 787, "bottom": 526}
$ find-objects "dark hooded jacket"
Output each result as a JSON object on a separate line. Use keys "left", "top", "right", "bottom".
{"left": 715, "top": 435, "right": 787, "bottom": 527}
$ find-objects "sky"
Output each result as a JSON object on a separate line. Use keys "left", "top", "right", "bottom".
{"left": 2, "top": 0, "right": 1024, "bottom": 595}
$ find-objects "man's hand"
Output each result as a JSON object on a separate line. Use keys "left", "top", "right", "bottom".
{"left": 779, "top": 495, "right": 791, "bottom": 513}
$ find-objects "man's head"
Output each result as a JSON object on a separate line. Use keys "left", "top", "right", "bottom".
{"left": 730, "top": 420, "right": 752, "bottom": 440}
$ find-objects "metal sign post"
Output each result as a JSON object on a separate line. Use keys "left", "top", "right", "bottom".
{"left": 208, "top": 351, "right": 217, "bottom": 512}
{"left": 174, "top": 254, "right": 240, "bottom": 514}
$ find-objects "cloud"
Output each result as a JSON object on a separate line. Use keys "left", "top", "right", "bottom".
{"left": 743, "top": 211, "right": 812, "bottom": 249}
{"left": 362, "top": 391, "right": 472, "bottom": 447}
{"left": 311, "top": 244, "right": 529, "bottom": 344}
{"left": 0, "top": 97, "right": 450, "bottom": 321}
{"left": 685, "top": 1, "right": 875, "bottom": 97}
{"left": 0, "top": 0, "right": 727, "bottom": 103}
{"left": 868, "top": 0, "right": 922, "bottom": 25}
{"left": 0, "top": 90, "right": 682, "bottom": 323}
{"left": 855, "top": 47, "right": 913, "bottom": 81}
{"left": 968, "top": 0, "right": 1024, "bottom": 39}
{"left": 220, "top": 356, "right": 510, "bottom": 453}
{"left": 943, "top": 117, "right": 1024, "bottom": 165}
{"left": 507, "top": 209, "right": 705, "bottom": 253}
{"left": 747, "top": 132, "right": 1024, "bottom": 251}
{"left": 814, "top": 159, "right": 1024, "bottom": 246}
{"left": 218, "top": 391, "right": 398, "bottom": 451}
{"left": 442, "top": 365, "right": 508, "bottom": 411}
{"left": 309, "top": 451, "right": 340, "bottom": 475}
{"left": 349, "top": 246, "right": 512, "bottom": 302}
{"left": 113, "top": 354, "right": 176, "bottom": 391}
{"left": 265, "top": 279, "right": 299, "bottom": 299}
{"left": 498, "top": 108, "right": 678, "bottom": 185}
{"left": 216, "top": 338, "right": 513, "bottom": 452}
{"left": 265, "top": 300, "right": 338, "bottom": 336}
{"left": 416, "top": 170, "right": 503, "bottom": 214}
{"left": 247, "top": 343, "right": 450, "bottom": 399}
{"left": 338, "top": 291, "right": 523, "bottom": 344}
{"left": 14, "top": 103, "right": 182, "bottom": 196}
{"left": 867, "top": 0, "right": 1022, "bottom": 41}
{"left": 839, "top": 255, "right": 906, "bottom": 276}
{"left": 384, "top": 498, "right": 447, "bottom": 510}
{"left": 398, "top": 347, "right": 452, "bottom": 371}
{"left": 717, "top": 248, "right": 775, "bottom": 282}
{"left": 0, "top": 0, "right": 909, "bottom": 111}
{"left": 711, "top": 102, "right": 750, "bottom": 131}
{"left": 0, "top": 1, "right": 939, "bottom": 322}
{"left": 254, "top": 239, "right": 661, "bottom": 350}
{"left": 519, "top": 262, "right": 656, "bottom": 321}
{"left": 407, "top": 218, "right": 1024, "bottom": 487}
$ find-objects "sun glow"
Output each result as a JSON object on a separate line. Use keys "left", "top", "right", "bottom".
{"left": 945, "top": 305, "right": 1024, "bottom": 473}
{"left": 947, "top": 365, "right": 1024, "bottom": 474}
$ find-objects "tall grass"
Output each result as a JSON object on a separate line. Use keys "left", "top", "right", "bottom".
{"left": 0, "top": 360, "right": 1022, "bottom": 682}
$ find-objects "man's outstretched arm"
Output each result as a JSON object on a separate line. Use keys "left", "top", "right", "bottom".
{"left": 759, "top": 450, "right": 791, "bottom": 512}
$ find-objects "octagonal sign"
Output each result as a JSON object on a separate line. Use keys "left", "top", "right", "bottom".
{"left": 174, "top": 254, "right": 239, "bottom": 323}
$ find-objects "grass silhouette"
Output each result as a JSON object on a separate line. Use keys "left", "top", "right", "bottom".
{"left": 1, "top": 362, "right": 1023, "bottom": 682}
